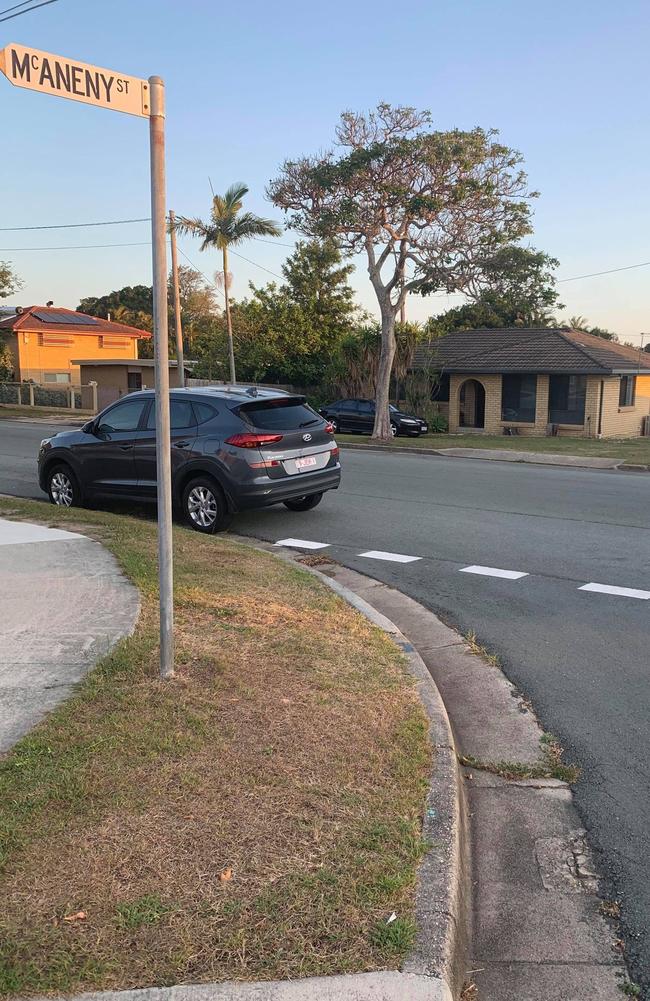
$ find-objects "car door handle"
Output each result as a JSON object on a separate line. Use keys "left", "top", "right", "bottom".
{"left": 119, "top": 443, "right": 134, "bottom": 451}
{"left": 174, "top": 440, "right": 191, "bottom": 448}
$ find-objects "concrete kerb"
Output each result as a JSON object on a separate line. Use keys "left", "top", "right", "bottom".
{"left": 248, "top": 538, "right": 468, "bottom": 1000}
{"left": 337, "top": 440, "right": 650, "bottom": 472}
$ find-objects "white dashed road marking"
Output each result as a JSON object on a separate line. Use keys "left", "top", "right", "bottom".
{"left": 459, "top": 564, "right": 529, "bottom": 580}
{"left": 271, "top": 539, "right": 647, "bottom": 601}
{"left": 358, "top": 550, "right": 422, "bottom": 564}
{"left": 274, "top": 538, "right": 330, "bottom": 550}
{"left": 578, "top": 583, "right": 650, "bottom": 600}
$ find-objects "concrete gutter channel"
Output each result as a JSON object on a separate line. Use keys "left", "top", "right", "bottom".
{"left": 2, "top": 524, "right": 633, "bottom": 1000}
{"left": 300, "top": 560, "right": 631, "bottom": 1000}
{"left": 338, "top": 441, "right": 650, "bottom": 472}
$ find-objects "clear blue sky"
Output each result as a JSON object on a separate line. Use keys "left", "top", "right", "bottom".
{"left": 1, "top": 0, "right": 649, "bottom": 342}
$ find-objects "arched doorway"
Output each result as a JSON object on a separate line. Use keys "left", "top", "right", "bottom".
{"left": 459, "top": 379, "right": 486, "bottom": 429}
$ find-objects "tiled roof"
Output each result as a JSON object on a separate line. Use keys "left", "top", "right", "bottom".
{"left": 0, "top": 306, "right": 151, "bottom": 338}
{"left": 412, "top": 327, "right": 650, "bottom": 374}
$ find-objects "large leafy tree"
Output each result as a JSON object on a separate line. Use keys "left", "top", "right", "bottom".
{"left": 78, "top": 271, "right": 220, "bottom": 359}
{"left": 0, "top": 262, "right": 22, "bottom": 379}
{"left": 247, "top": 239, "right": 359, "bottom": 383}
{"left": 78, "top": 285, "right": 153, "bottom": 321}
{"left": 268, "top": 103, "right": 534, "bottom": 439}
{"left": 0, "top": 261, "right": 22, "bottom": 300}
{"left": 427, "top": 246, "right": 562, "bottom": 335}
{"left": 176, "top": 183, "right": 282, "bottom": 383}
{"left": 192, "top": 239, "right": 360, "bottom": 385}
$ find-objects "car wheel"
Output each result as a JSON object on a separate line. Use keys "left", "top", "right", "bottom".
{"left": 283, "top": 492, "right": 324, "bottom": 512}
{"left": 390, "top": 422, "right": 399, "bottom": 437}
{"left": 182, "top": 476, "right": 232, "bottom": 534}
{"left": 47, "top": 463, "right": 82, "bottom": 508}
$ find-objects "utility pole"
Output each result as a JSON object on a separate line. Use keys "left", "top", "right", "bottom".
{"left": 169, "top": 210, "right": 185, "bottom": 388}
{"left": 149, "top": 76, "right": 174, "bottom": 679}
{"left": 223, "top": 244, "right": 237, "bottom": 384}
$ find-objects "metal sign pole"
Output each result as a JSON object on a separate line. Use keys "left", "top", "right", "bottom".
{"left": 0, "top": 47, "right": 175, "bottom": 682}
{"left": 149, "top": 75, "right": 174, "bottom": 678}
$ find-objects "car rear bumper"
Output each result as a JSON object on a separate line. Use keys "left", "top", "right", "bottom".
{"left": 234, "top": 466, "right": 341, "bottom": 510}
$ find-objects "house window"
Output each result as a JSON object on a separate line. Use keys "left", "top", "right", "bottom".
{"left": 619, "top": 375, "right": 636, "bottom": 407}
{"left": 501, "top": 374, "right": 537, "bottom": 423}
{"left": 127, "top": 371, "right": 143, "bottom": 391}
{"left": 431, "top": 372, "right": 450, "bottom": 402}
{"left": 548, "top": 375, "right": 586, "bottom": 425}
{"left": 43, "top": 372, "right": 71, "bottom": 383}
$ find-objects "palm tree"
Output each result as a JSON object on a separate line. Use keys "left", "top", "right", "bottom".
{"left": 567, "top": 314, "right": 590, "bottom": 332}
{"left": 175, "top": 184, "right": 281, "bottom": 382}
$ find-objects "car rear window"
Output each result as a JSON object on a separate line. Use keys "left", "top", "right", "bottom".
{"left": 241, "top": 398, "right": 321, "bottom": 431}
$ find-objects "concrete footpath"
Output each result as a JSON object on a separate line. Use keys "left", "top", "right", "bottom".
{"left": 315, "top": 563, "right": 629, "bottom": 1000}
{"left": 0, "top": 517, "right": 139, "bottom": 752}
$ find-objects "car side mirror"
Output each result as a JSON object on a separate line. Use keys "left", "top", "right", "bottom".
{"left": 82, "top": 420, "right": 96, "bottom": 435}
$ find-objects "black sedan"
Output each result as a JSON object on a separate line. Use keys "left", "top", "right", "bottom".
{"left": 319, "top": 398, "right": 428, "bottom": 437}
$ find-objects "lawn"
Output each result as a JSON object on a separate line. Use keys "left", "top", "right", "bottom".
{"left": 0, "top": 404, "right": 90, "bottom": 421}
{"left": 0, "top": 498, "right": 430, "bottom": 997}
{"left": 337, "top": 432, "right": 650, "bottom": 466}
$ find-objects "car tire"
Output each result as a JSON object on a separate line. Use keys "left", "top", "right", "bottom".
{"left": 390, "top": 422, "right": 399, "bottom": 437}
{"left": 182, "top": 476, "right": 232, "bottom": 534}
{"left": 283, "top": 492, "right": 324, "bottom": 512}
{"left": 47, "top": 463, "right": 82, "bottom": 508}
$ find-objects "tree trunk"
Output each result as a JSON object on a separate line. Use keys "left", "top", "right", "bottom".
{"left": 371, "top": 305, "right": 397, "bottom": 440}
{"left": 223, "top": 245, "right": 236, "bottom": 384}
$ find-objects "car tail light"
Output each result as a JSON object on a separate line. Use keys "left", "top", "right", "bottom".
{"left": 325, "top": 422, "right": 335, "bottom": 434}
{"left": 331, "top": 446, "right": 340, "bottom": 459}
{"left": 225, "top": 433, "right": 283, "bottom": 448}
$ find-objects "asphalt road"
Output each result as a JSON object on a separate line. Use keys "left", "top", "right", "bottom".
{"left": 3, "top": 419, "right": 650, "bottom": 991}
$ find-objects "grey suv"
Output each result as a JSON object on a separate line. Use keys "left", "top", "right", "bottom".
{"left": 38, "top": 387, "right": 341, "bottom": 533}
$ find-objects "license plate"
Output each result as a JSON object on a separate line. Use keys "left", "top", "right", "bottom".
{"left": 421, "top": 425, "right": 428, "bottom": 432}
{"left": 295, "top": 455, "right": 317, "bottom": 470}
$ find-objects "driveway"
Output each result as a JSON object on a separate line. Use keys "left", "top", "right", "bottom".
{"left": 2, "top": 419, "right": 649, "bottom": 992}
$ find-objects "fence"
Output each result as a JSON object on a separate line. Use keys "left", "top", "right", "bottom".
{"left": 0, "top": 382, "right": 98, "bottom": 412}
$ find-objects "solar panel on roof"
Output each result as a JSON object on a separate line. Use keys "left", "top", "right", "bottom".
{"left": 32, "top": 310, "right": 99, "bottom": 325}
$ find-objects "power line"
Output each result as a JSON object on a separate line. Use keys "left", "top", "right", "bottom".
{"left": 229, "top": 248, "right": 284, "bottom": 280}
{"left": 176, "top": 246, "right": 225, "bottom": 299}
{"left": 0, "top": 241, "right": 151, "bottom": 250}
{"left": 254, "top": 236, "right": 295, "bottom": 248}
{"left": 0, "top": 0, "right": 39, "bottom": 17}
{"left": 0, "top": 217, "right": 150, "bottom": 232}
{"left": 0, "top": 0, "right": 58, "bottom": 22}
{"left": 558, "top": 260, "right": 650, "bottom": 283}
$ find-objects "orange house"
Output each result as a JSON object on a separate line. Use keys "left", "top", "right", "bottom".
{"left": 0, "top": 305, "right": 151, "bottom": 384}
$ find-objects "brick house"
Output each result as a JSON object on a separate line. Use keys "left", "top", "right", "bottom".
{"left": 0, "top": 305, "right": 151, "bottom": 385}
{"left": 413, "top": 327, "right": 650, "bottom": 438}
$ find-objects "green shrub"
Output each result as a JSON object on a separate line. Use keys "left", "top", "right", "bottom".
{"left": 428, "top": 414, "right": 448, "bottom": 433}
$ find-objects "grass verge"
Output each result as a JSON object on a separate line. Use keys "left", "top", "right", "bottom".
{"left": 0, "top": 497, "right": 431, "bottom": 996}
{"left": 337, "top": 432, "right": 650, "bottom": 466}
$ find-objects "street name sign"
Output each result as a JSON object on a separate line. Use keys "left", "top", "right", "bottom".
{"left": 0, "top": 44, "right": 174, "bottom": 677}
{"left": 0, "top": 43, "right": 150, "bottom": 117}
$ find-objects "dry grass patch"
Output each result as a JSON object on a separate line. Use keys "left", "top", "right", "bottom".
{"left": 0, "top": 498, "right": 431, "bottom": 997}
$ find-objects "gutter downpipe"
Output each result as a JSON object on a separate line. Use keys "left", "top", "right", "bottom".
{"left": 597, "top": 379, "right": 605, "bottom": 438}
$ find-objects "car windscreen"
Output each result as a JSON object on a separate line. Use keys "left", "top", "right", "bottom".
{"left": 239, "top": 398, "right": 321, "bottom": 430}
